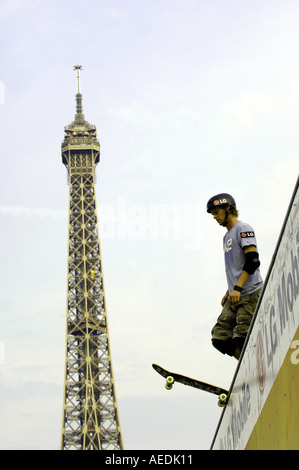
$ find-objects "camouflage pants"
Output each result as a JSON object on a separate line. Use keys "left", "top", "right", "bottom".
{"left": 211, "top": 289, "right": 261, "bottom": 354}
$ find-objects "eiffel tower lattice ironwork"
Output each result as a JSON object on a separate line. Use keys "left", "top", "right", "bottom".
{"left": 60, "top": 66, "right": 123, "bottom": 450}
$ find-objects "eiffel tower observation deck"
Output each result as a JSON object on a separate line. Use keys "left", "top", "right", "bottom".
{"left": 60, "top": 65, "right": 123, "bottom": 450}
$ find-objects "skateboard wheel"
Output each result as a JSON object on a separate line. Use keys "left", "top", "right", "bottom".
{"left": 218, "top": 393, "right": 228, "bottom": 407}
{"left": 165, "top": 376, "right": 174, "bottom": 390}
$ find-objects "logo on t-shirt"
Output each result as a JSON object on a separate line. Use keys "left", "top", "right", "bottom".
{"left": 241, "top": 231, "right": 255, "bottom": 238}
{"left": 224, "top": 238, "right": 232, "bottom": 252}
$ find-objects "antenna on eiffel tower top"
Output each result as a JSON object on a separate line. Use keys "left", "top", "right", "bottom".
{"left": 73, "top": 65, "right": 83, "bottom": 93}
{"left": 73, "top": 65, "right": 83, "bottom": 117}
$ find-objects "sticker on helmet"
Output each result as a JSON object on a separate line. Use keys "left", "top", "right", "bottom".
{"left": 214, "top": 198, "right": 227, "bottom": 206}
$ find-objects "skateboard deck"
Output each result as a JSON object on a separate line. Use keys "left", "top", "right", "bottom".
{"left": 152, "top": 363, "right": 229, "bottom": 407}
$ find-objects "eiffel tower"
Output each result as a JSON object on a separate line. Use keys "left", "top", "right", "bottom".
{"left": 60, "top": 66, "right": 123, "bottom": 450}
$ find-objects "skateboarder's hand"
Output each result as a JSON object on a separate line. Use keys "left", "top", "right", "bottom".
{"left": 229, "top": 289, "right": 241, "bottom": 306}
{"left": 221, "top": 291, "right": 229, "bottom": 306}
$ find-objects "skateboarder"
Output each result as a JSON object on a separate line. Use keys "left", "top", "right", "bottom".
{"left": 207, "top": 193, "right": 263, "bottom": 360}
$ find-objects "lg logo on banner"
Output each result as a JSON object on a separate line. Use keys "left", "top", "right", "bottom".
{"left": 290, "top": 340, "right": 299, "bottom": 364}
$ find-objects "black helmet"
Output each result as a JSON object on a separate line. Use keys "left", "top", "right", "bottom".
{"left": 206, "top": 193, "right": 236, "bottom": 213}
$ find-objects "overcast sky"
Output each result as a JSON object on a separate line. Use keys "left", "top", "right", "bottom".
{"left": 0, "top": 0, "right": 298, "bottom": 450}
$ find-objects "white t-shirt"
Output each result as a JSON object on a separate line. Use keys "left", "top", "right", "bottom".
{"left": 223, "top": 220, "right": 263, "bottom": 295}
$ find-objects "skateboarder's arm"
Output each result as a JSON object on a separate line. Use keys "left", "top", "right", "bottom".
{"left": 229, "top": 246, "right": 257, "bottom": 306}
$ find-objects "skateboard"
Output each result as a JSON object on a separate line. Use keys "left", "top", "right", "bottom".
{"left": 152, "top": 363, "right": 229, "bottom": 407}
